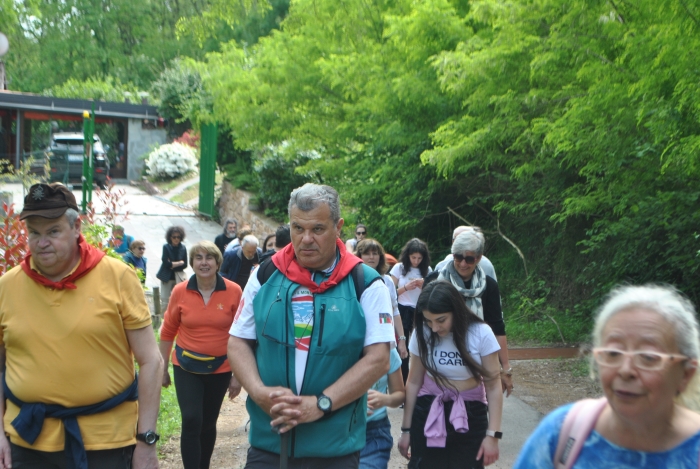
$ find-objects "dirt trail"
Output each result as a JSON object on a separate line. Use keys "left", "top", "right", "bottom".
{"left": 158, "top": 358, "right": 600, "bottom": 468}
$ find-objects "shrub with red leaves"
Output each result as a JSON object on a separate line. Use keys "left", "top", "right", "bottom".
{"left": 0, "top": 203, "right": 28, "bottom": 276}
{"left": 173, "top": 130, "right": 200, "bottom": 148}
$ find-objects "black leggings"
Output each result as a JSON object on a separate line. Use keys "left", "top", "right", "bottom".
{"left": 173, "top": 365, "right": 231, "bottom": 469}
{"left": 409, "top": 395, "right": 488, "bottom": 469}
{"left": 398, "top": 303, "right": 415, "bottom": 385}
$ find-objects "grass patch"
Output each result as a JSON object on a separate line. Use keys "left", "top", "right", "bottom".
{"left": 171, "top": 183, "right": 199, "bottom": 204}
{"left": 157, "top": 362, "right": 181, "bottom": 451}
{"left": 505, "top": 309, "right": 592, "bottom": 346}
{"left": 566, "top": 357, "right": 592, "bottom": 378}
{"left": 148, "top": 173, "right": 195, "bottom": 193}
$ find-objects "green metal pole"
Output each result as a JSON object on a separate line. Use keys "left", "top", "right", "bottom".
{"left": 81, "top": 110, "right": 90, "bottom": 213}
{"left": 87, "top": 102, "right": 95, "bottom": 204}
{"left": 199, "top": 123, "right": 218, "bottom": 217}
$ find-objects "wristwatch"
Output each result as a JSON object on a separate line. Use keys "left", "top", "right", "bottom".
{"left": 317, "top": 394, "right": 333, "bottom": 416}
{"left": 136, "top": 430, "right": 160, "bottom": 445}
{"left": 485, "top": 430, "right": 503, "bottom": 439}
{"left": 398, "top": 336, "right": 406, "bottom": 341}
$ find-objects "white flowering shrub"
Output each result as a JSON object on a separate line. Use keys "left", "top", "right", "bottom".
{"left": 145, "top": 143, "right": 198, "bottom": 179}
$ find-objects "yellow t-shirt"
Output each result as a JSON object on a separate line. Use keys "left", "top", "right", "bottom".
{"left": 0, "top": 255, "right": 152, "bottom": 451}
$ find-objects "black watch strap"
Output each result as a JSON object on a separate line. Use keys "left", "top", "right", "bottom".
{"left": 317, "top": 394, "right": 333, "bottom": 416}
{"left": 136, "top": 430, "right": 160, "bottom": 445}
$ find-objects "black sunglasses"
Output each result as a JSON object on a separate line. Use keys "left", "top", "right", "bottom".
{"left": 356, "top": 231, "right": 366, "bottom": 235}
{"left": 454, "top": 253, "right": 477, "bottom": 265}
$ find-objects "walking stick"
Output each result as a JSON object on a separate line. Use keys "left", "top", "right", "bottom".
{"left": 280, "top": 431, "right": 289, "bottom": 469}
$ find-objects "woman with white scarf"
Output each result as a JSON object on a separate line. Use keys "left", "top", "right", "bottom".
{"left": 437, "top": 231, "right": 514, "bottom": 396}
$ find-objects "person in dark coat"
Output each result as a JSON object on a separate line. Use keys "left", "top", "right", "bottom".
{"left": 214, "top": 218, "right": 237, "bottom": 255}
{"left": 156, "top": 226, "right": 187, "bottom": 310}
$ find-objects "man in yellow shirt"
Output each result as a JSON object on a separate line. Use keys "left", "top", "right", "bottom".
{"left": 0, "top": 183, "right": 163, "bottom": 469}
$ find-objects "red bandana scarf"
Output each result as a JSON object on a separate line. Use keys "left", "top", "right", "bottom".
{"left": 272, "top": 238, "right": 361, "bottom": 294}
{"left": 21, "top": 234, "right": 106, "bottom": 290}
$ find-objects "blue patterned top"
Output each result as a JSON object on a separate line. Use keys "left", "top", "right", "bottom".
{"left": 514, "top": 403, "right": 700, "bottom": 469}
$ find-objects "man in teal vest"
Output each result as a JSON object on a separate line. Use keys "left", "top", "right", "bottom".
{"left": 228, "top": 183, "right": 395, "bottom": 468}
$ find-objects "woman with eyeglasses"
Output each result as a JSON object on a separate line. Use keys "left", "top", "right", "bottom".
{"left": 391, "top": 238, "right": 431, "bottom": 385}
{"left": 123, "top": 239, "right": 147, "bottom": 283}
{"left": 514, "top": 284, "right": 700, "bottom": 469}
{"left": 346, "top": 223, "right": 367, "bottom": 254}
{"left": 437, "top": 231, "right": 513, "bottom": 396}
{"left": 398, "top": 281, "right": 503, "bottom": 468}
{"left": 156, "top": 226, "right": 188, "bottom": 310}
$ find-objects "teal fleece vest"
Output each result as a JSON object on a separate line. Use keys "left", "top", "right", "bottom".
{"left": 249, "top": 264, "right": 380, "bottom": 458}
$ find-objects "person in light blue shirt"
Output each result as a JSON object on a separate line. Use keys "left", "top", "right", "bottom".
{"left": 108, "top": 225, "right": 134, "bottom": 255}
{"left": 515, "top": 284, "right": 700, "bottom": 469}
{"left": 361, "top": 348, "right": 404, "bottom": 469}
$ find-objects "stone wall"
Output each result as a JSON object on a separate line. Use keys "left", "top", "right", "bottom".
{"left": 127, "top": 119, "right": 167, "bottom": 181}
{"left": 216, "top": 181, "right": 282, "bottom": 239}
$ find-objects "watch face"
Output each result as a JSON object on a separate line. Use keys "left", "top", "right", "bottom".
{"left": 145, "top": 433, "right": 158, "bottom": 445}
{"left": 318, "top": 396, "right": 332, "bottom": 411}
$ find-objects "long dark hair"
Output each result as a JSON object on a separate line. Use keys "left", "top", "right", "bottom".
{"left": 398, "top": 238, "right": 430, "bottom": 278}
{"left": 414, "top": 281, "right": 489, "bottom": 390}
{"left": 262, "top": 233, "right": 275, "bottom": 253}
{"left": 356, "top": 238, "right": 388, "bottom": 275}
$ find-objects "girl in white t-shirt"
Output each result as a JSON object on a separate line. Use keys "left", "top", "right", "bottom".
{"left": 398, "top": 281, "right": 503, "bottom": 469}
{"left": 390, "top": 238, "right": 432, "bottom": 384}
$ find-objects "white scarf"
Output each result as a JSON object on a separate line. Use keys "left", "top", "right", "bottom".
{"left": 438, "top": 261, "right": 487, "bottom": 319}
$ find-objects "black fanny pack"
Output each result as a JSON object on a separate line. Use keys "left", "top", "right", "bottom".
{"left": 175, "top": 344, "right": 227, "bottom": 374}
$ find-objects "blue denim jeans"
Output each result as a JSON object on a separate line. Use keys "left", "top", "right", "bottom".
{"left": 360, "top": 416, "right": 393, "bottom": 469}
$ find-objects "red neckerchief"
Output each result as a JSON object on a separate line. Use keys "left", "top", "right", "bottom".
{"left": 21, "top": 234, "right": 106, "bottom": 290}
{"left": 272, "top": 238, "right": 360, "bottom": 294}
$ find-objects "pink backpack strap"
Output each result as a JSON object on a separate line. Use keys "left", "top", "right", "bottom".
{"left": 554, "top": 398, "right": 607, "bottom": 469}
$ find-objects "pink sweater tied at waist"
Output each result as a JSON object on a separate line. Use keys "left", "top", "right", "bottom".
{"left": 417, "top": 375, "right": 488, "bottom": 448}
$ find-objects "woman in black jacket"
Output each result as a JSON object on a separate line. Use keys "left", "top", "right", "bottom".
{"left": 156, "top": 226, "right": 188, "bottom": 310}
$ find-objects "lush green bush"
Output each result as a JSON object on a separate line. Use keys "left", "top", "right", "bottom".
{"left": 252, "top": 143, "right": 319, "bottom": 221}
{"left": 219, "top": 141, "right": 319, "bottom": 222}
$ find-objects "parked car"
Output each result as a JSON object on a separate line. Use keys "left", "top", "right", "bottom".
{"left": 37, "top": 133, "right": 110, "bottom": 189}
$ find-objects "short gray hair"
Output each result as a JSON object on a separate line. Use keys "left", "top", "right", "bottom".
{"left": 593, "top": 284, "right": 700, "bottom": 360}
{"left": 592, "top": 284, "right": 700, "bottom": 409}
{"left": 65, "top": 208, "right": 80, "bottom": 226}
{"left": 288, "top": 183, "right": 341, "bottom": 224}
{"left": 451, "top": 231, "right": 483, "bottom": 256}
{"left": 453, "top": 225, "right": 484, "bottom": 244}
{"left": 241, "top": 234, "right": 259, "bottom": 248}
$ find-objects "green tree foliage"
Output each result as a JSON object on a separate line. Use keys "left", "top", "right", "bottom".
{"left": 150, "top": 59, "right": 207, "bottom": 123}
{"left": 42, "top": 77, "right": 142, "bottom": 102}
{"left": 424, "top": 0, "right": 700, "bottom": 308}
{"left": 198, "top": 0, "right": 700, "bottom": 340}
{"left": 177, "top": 0, "right": 289, "bottom": 47}
{"left": 3, "top": 0, "right": 215, "bottom": 92}
{"left": 202, "top": 0, "right": 469, "bottom": 246}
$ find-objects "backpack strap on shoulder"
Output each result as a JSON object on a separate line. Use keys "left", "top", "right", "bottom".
{"left": 554, "top": 398, "right": 607, "bottom": 469}
{"left": 256, "top": 257, "right": 279, "bottom": 286}
{"left": 351, "top": 264, "right": 383, "bottom": 302}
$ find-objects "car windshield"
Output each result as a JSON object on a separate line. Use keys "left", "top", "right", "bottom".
{"left": 54, "top": 139, "right": 84, "bottom": 146}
